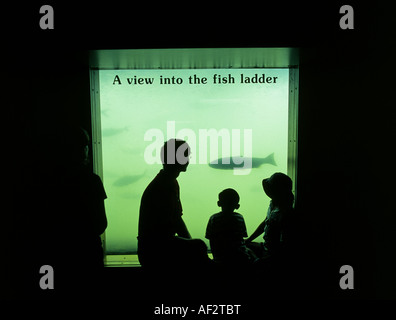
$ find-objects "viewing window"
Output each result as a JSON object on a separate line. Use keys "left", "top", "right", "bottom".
{"left": 89, "top": 49, "right": 299, "bottom": 265}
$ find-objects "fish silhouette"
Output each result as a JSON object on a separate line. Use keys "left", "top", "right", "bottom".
{"left": 102, "top": 127, "right": 127, "bottom": 137}
{"left": 113, "top": 172, "right": 146, "bottom": 187}
{"left": 209, "top": 153, "right": 276, "bottom": 170}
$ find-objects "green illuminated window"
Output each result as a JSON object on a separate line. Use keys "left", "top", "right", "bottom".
{"left": 90, "top": 49, "right": 299, "bottom": 263}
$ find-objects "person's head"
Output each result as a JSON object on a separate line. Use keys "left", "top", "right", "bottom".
{"left": 56, "top": 125, "right": 90, "bottom": 170}
{"left": 68, "top": 126, "right": 90, "bottom": 167}
{"left": 262, "top": 172, "right": 294, "bottom": 207}
{"left": 160, "top": 139, "right": 190, "bottom": 174}
{"left": 76, "top": 127, "right": 90, "bottom": 165}
{"left": 217, "top": 188, "right": 240, "bottom": 212}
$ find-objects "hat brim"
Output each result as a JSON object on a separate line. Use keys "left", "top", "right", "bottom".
{"left": 262, "top": 178, "right": 273, "bottom": 199}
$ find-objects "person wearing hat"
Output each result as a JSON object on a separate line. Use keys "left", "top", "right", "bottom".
{"left": 245, "top": 172, "right": 295, "bottom": 260}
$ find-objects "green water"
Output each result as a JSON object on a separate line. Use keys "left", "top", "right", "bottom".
{"left": 97, "top": 69, "right": 290, "bottom": 254}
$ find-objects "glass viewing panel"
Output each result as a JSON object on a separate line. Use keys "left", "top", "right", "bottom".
{"left": 93, "top": 68, "right": 293, "bottom": 255}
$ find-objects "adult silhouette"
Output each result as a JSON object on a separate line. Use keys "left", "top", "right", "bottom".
{"left": 138, "top": 139, "right": 209, "bottom": 270}
{"left": 18, "top": 125, "right": 108, "bottom": 298}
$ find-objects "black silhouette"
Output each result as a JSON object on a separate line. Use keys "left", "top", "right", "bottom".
{"left": 137, "top": 139, "right": 210, "bottom": 270}
{"left": 205, "top": 188, "right": 255, "bottom": 266}
{"left": 22, "top": 125, "right": 108, "bottom": 297}
{"left": 62, "top": 127, "right": 108, "bottom": 270}
{"left": 245, "top": 172, "right": 296, "bottom": 262}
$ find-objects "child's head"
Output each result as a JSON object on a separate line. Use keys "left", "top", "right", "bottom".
{"left": 218, "top": 188, "right": 240, "bottom": 212}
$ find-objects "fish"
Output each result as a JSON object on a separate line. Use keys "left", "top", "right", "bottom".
{"left": 102, "top": 127, "right": 127, "bottom": 137}
{"left": 112, "top": 172, "right": 146, "bottom": 187}
{"left": 101, "top": 109, "right": 109, "bottom": 117}
{"left": 208, "top": 153, "right": 276, "bottom": 170}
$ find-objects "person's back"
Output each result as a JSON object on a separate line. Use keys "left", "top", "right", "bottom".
{"left": 262, "top": 201, "right": 295, "bottom": 256}
{"left": 138, "top": 168, "right": 184, "bottom": 267}
{"left": 206, "top": 211, "right": 249, "bottom": 264}
{"left": 67, "top": 168, "right": 107, "bottom": 267}
{"left": 30, "top": 125, "right": 108, "bottom": 297}
{"left": 139, "top": 169, "right": 182, "bottom": 241}
{"left": 206, "top": 189, "right": 251, "bottom": 265}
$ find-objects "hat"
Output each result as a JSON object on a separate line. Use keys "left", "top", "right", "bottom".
{"left": 262, "top": 172, "right": 292, "bottom": 200}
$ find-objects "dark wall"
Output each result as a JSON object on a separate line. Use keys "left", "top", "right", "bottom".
{"left": 297, "top": 6, "right": 395, "bottom": 297}
{"left": 7, "top": 2, "right": 395, "bottom": 299}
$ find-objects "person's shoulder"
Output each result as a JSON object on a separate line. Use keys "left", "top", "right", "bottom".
{"left": 81, "top": 171, "right": 102, "bottom": 186}
{"left": 233, "top": 212, "right": 245, "bottom": 220}
{"left": 143, "top": 171, "right": 162, "bottom": 190}
{"left": 210, "top": 211, "right": 222, "bottom": 218}
{"left": 148, "top": 170, "right": 174, "bottom": 188}
{"left": 208, "top": 212, "right": 223, "bottom": 221}
{"left": 91, "top": 172, "right": 102, "bottom": 183}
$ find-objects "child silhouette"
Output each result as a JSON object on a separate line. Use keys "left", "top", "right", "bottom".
{"left": 245, "top": 172, "right": 295, "bottom": 260}
{"left": 205, "top": 188, "right": 254, "bottom": 266}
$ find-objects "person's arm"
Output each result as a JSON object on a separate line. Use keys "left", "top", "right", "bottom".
{"left": 245, "top": 220, "right": 266, "bottom": 243}
{"left": 174, "top": 215, "right": 192, "bottom": 239}
{"left": 93, "top": 198, "right": 108, "bottom": 236}
{"left": 92, "top": 175, "right": 108, "bottom": 236}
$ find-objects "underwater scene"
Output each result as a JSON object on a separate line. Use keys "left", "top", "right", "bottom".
{"left": 97, "top": 69, "right": 289, "bottom": 254}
